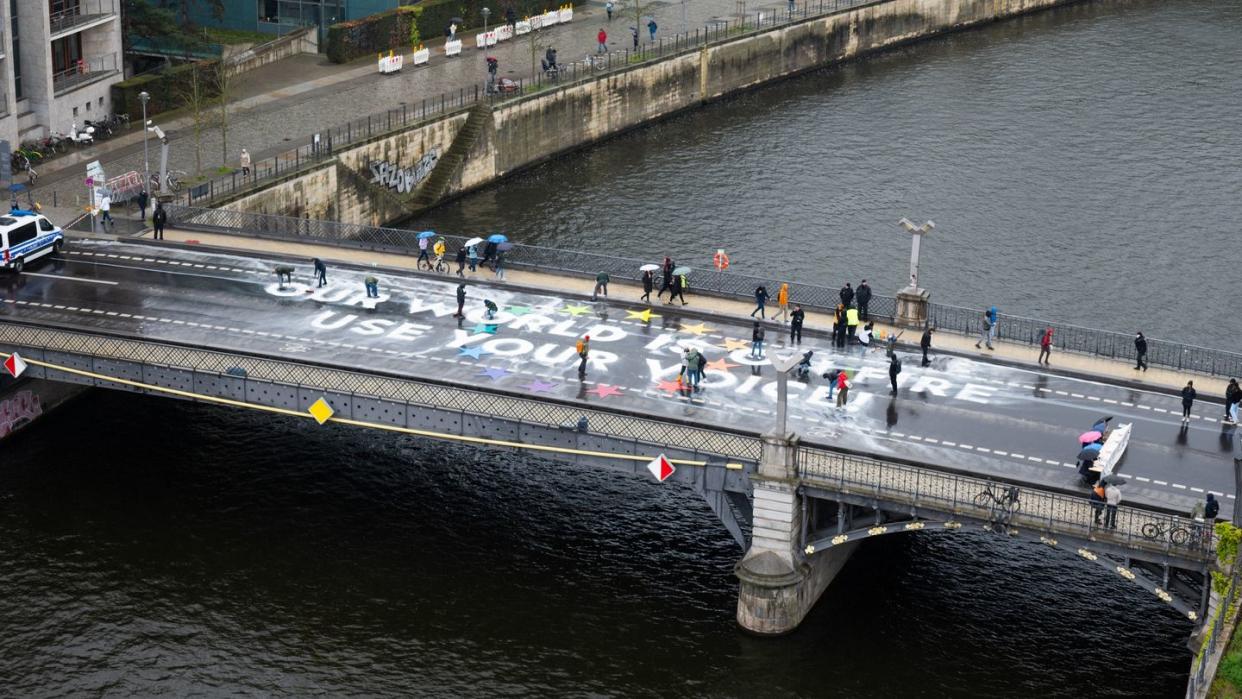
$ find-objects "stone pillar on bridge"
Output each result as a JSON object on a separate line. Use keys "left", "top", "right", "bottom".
{"left": 734, "top": 431, "right": 858, "bottom": 635}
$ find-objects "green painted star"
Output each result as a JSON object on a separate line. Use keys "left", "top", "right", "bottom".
{"left": 561, "top": 304, "right": 592, "bottom": 317}
{"left": 507, "top": 305, "right": 535, "bottom": 316}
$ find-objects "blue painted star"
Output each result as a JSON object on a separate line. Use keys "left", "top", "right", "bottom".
{"left": 524, "top": 379, "right": 557, "bottom": 393}
{"left": 472, "top": 322, "right": 500, "bottom": 334}
{"left": 458, "top": 345, "right": 488, "bottom": 359}
{"left": 480, "top": 366, "right": 510, "bottom": 381}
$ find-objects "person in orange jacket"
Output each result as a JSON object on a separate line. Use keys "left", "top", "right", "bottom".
{"left": 775, "top": 282, "right": 789, "bottom": 322}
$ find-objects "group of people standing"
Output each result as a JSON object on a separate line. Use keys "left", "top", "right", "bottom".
{"left": 639, "top": 258, "right": 689, "bottom": 305}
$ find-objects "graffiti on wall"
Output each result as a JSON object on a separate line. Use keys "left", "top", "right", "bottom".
{"left": 369, "top": 147, "right": 442, "bottom": 194}
{"left": 0, "top": 390, "right": 42, "bottom": 439}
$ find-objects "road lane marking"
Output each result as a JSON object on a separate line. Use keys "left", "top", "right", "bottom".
{"left": 21, "top": 272, "right": 117, "bottom": 285}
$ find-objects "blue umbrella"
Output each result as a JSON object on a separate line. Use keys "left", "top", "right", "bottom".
{"left": 417, "top": 230, "right": 436, "bottom": 239}
{"left": 487, "top": 233, "right": 509, "bottom": 244}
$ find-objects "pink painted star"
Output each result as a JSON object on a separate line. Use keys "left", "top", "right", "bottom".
{"left": 656, "top": 379, "right": 686, "bottom": 394}
{"left": 588, "top": 384, "right": 624, "bottom": 398}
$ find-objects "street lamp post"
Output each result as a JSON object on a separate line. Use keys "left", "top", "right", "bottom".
{"left": 139, "top": 91, "right": 150, "bottom": 207}
{"left": 895, "top": 217, "right": 935, "bottom": 328}
{"left": 481, "top": 7, "right": 491, "bottom": 42}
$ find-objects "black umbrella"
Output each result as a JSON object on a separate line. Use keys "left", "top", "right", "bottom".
{"left": 1100, "top": 474, "right": 1127, "bottom": 486}
{"left": 1077, "top": 446, "right": 1102, "bottom": 462}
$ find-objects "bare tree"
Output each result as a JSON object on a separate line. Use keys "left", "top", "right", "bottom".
{"left": 176, "top": 61, "right": 213, "bottom": 176}
{"left": 211, "top": 59, "right": 235, "bottom": 167}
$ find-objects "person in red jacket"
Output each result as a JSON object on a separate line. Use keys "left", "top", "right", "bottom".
{"left": 597, "top": 28, "right": 607, "bottom": 53}
{"left": 1038, "top": 327, "right": 1053, "bottom": 365}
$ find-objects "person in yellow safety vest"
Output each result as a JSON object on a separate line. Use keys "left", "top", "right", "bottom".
{"left": 775, "top": 282, "right": 790, "bottom": 323}
{"left": 846, "top": 304, "right": 860, "bottom": 343}
{"left": 433, "top": 238, "right": 447, "bottom": 270}
{"left": 713, "top": 248, "right": 730, "bottom": 271}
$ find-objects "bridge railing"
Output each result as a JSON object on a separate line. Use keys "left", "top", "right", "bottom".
{"left": 164, "top": 204, "right": 1242, "bottom": 378}
{"left": 798, "top": 446, "right": 1214, "bottom": 563}
{"left": 0, "top": 320, "right": 762, "bottom": 464}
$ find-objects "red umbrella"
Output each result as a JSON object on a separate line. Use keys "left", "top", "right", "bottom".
{"left": 1079, "top": 430, "right": 1103, "bottom": 444}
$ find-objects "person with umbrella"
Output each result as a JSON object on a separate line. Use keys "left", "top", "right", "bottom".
{"left": 468, "top": 244, "right": 479, "bottom": 273}
{"left": 485, "top": 233, "right": 507, "bottom": 268}
{"left": 640, "top": 267, "right": 655, "bottom": 303}
{"left": 416, "top": 231, "right": 435, "bottom": 269}
{"left": 669, "top": 267, "right": 689, "bottom": 305}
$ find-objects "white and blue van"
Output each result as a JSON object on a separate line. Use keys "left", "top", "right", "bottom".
{"left": 0, "top": 209, "right": 64, "bottom": 273}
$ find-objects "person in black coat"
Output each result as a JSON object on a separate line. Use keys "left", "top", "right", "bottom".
{"left": 920, "top": 327, "right": 933, "bottom": 367}
{"left": 839, "top": 283, "right": 854, "bottom": 308}
{"left": 889, "top": 353, "right": 901, "bottom": 394}
{"left": 790, "top": 305, "right": 805, "bottom": 345}
{"left": 1134, "top": 331, "right": 1148, "bottom": 371}
{"left": 151, "top": 202, "right": 167, "bottom": 240}
{"left": 1181, "top": 380, "right": 1196, "bottom": 423}
{"left": 856, "top": 279, "right": 872, "bottom": 320}
{"left": 454, "top": 283, "right": 467, "bottom": 318}
{"left": 641, "top": 270, "right": 654, "bottom": 303}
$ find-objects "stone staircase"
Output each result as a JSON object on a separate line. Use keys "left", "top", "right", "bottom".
{"left": 412, "top": 102, "right": 492, "bottom": 209}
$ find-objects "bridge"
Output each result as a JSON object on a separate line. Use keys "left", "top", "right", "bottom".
{"left": 0, "top": 221, "right": 1234, "bottom": 639}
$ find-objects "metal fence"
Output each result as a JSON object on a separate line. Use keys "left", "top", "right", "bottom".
{"left": 798, "top": 446, "right": 1215, "bottom": 562}
{"left": 0, "top": 319, "right": 763, "bottom": 464}
{"left": 180, "top": 0, "right": 873, "bottom": 207}
{"left": 164, "top": 205, "right": 1242, "bottom": 378}
{"left": 52, "top": 54, "right": 120, "bottom": 94}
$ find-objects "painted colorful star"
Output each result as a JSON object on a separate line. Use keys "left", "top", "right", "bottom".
{"left": 625, "top": 308, "right": 660, "bottom": 322}
{"left": 472, "top": 322, "right": 500, "bottom": 334}
{"left": 679, "top": 322, "right": 712, "bottom": 336}
{"left": 656, "top": 379, "right": 687, "bottom": 393}
{"left": 506, "top": 305, "right": 535, "bottom": 316}
{"left": 479, "top": 366, "right": 510, "bottom": 381}
{"left": 561, "top": 304, "right": 592, "bottom": 317}
{"left": 587, "top": 384, "right": 624, "bottom": 398}
{"left": 720, "top": 338, "right": 750, "bottom": 352}
{"left": 706, "top": 358, "right": 738, "bottom": 372}
{"left": 458, "top": 345, "right": 488, "bottom": 359}
{"left": 524, "top": 379, "right": 558, "bottom": 393}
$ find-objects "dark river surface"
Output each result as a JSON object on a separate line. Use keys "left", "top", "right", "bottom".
{"left": 4, "top": 0, "right": 1238, "bottom": 696}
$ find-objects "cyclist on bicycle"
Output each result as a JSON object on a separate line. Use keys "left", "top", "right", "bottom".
{"left": 432, "top": 237, "right": 447, "bottom": 271}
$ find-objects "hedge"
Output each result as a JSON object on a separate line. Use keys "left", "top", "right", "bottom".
{"left": 111, "top": 61, "right": 219, "bottom": 119}
{"left": 326, "top": 0, "right": 582, "bottom": 64}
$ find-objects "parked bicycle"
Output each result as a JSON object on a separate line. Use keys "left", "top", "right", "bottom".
{"left": 974, "top": 483, "right": 1021, "bottom": 523}
{"left": 150, "top": 170, "right": 186, "bottom": 193}
{"left": 1141, "top": 520, "right": 1191, "bottom": 546}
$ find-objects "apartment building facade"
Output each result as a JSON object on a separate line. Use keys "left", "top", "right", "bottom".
{"left": 0, "top": 0, "right": 123, "bottom": 147}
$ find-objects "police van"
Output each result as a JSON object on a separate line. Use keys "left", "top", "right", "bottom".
{"left": 0, "top": 209, "right": 64, "bottom": 273}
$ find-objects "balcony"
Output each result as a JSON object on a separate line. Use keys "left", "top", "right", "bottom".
{"left": 48, "top": 0, "right": 117, "bottom": 40}
{"left": 52, "top": 53, "right": 119, "bottom": 95}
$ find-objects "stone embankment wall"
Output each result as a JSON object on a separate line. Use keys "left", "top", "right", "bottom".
{"left": 225, "top": 0, "right": 1086, "bottom": 224}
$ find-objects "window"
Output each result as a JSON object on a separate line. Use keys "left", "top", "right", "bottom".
{"left": 85, "top": 100, "right": 90, "bottom": 111}
{"left": 38, "top": 219, "right": 54, "bottom": 232}
{"left": 50, "top": 33, "right": 82, "bottom": 77}
{"left": 9, "top": 222, "right": 37, "bottom": 245}
{"left": 72, "top": 106, "right": 78, "bottom": 117}
{"left": 9, "top": 0, "right": 20, "bottom": 99}
{"left": 97, "top": 96, "right": 103, "bottom": 107}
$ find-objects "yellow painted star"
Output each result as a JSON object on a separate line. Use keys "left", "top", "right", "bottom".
{"left": 720, "top": 338, "right": 750, "bottom": 351}
{"left": 561, "top": 304, "right": 592, "bottom": 317}
{"left": 679, "top": 322, "right": 712, "bottom": 336}
{"left": 625, "top": 308, "right": 660, "bottom": 322}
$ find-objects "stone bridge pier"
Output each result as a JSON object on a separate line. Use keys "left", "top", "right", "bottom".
{"left": 735, "top": 432, "right": 858, "bottom": 635}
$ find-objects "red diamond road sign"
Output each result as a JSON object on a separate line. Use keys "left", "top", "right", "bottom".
{"left": 4, "top": 352, "right": 28, "bottom": 378}
{"left": 646, "top": 453, "right": 675, "bottom": 482}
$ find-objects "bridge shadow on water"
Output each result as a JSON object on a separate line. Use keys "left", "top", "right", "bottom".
{"left": 0, "top": 391, "right": 1188, "bottom": 696}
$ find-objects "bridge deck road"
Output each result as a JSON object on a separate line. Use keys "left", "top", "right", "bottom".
{"left": 1, "top": 239, "right": 1235, "bottom": 515}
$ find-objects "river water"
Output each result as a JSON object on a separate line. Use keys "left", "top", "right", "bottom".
{"left": 4, "top": 0, "right": 1236, "bottom": 695}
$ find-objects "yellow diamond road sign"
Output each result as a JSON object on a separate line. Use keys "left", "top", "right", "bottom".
{"left": 308, "top": 397, "right": 335, "bottom": 425}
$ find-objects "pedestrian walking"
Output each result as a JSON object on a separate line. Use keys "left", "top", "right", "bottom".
{"left": 686, "top": 348, "right": 702, "bottom": 388}
{"left": 835, "top": 371, "right": 849, "bottom": 407}
{"left": 1226, "top": 378, "right": 1240, "bottom": 424}
{"left": 641, "top": 270, "right": 654, "bottom": 302}
{"left": 750, "top": 321, "right": 765, "bottom": 359}
{"left": 790, "top": 305, "right": 805, "bottom": 345}
{"left": 483, "top": 240, "right": 498, "bottom": 267}
{"left": 417, "top": 235, "right": 431, "bottom": 269}
{"left": 136, "top": 189, "right": 149, "bottom": 223}
{"left": 152, "top": 202, "right": 167, "bottom": 240}
{"left": 576, "top": 335, "right": 591, "bottom": 375}
{"left": 364, "top": 275, "right": 379, "bottom": 298}
{"left": 678, "top": 347, "right": 692, "bottom": 385}
{"left": 788, "top": 0, "right": 796, "bottom": 12}
{"left": 99, "top": 193, "right": 114, "bottom": 229}
{"left": 454, "top": 283, "right": 467, "bottom": 318}
{"left": 631, "top": 26, "right": 639, "bottom": 49}
{"left": 920, "top": 327, "right": 933, "bottom": 366}
{"left": 975, "top": 310, "right": 994, "bottom": 350}
{"left": 1104, "top": 482, "right": 1122, "bottom": 529}
{"left": 845, "top": 304, "right": 860, "bottom": 343}
{"left": 696, "top": 350, "right": 708, "bottom": 390}
{"left": 856, "top": 279, "right": 871, "bottom": 321}
{"left": 1038, "top": 327, "right": 1053, "bottom": 365}
{"left": 1206, "top": 492, "right": 1221, "bottom": 520}
{"left": 987, "top": 305, "right": 999, "bottom": 346}
{"left": 468, "top": 245, "right": 479, "bottom": 272}
{"left": 597, "top": 28, "right": 608, "bottom": 53}
{"left": 1089, "top": 483, "right": 1106, "bottom": 525}
{"left": 240, "top": 148, "right": 252, "bottom": 179}
{"left": 456, "top": 246, "right": 467, "bottom": 277}
{"left": 669, "top": 273, "right": 688, "bottom": 305}
{"left": 647, "top": 18, "right": 657, "bottom": 41}
{"left": 839, "top": 282, "right": 854, "bottom": 308}
{"left": 606, "top": 0, "right": 613, "bottom": 20}
{"left": 592, "top": 271, "right": 610, "bottom": 301}
{"left": 1181, "top": 380, "right": 1196, "bottom": 423}
{"left": 751, "top": 285, "right": 768, "bottom": 319}
{"left": 775, "top": 283, "right": 789, "bottom": 323}
{"left": 1134, "top": 331, "right": 1148, "bottom": 371}
{"left": 313, "top": 257, "right": 327, "bottom": 287}
{"left": 889, "top": 353, "right": 902, "bottom": 394}
{"left": 656, "top": 257, "right": 674, "bottom": 300}
{"left": 494, "top": 250, "right": 506, "bottom": 280}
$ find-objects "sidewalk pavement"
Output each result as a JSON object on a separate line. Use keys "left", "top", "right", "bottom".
{"left": 30, "top": 0, "right": 773, "bottom": 221}
{"left": 138, "top": 226, "right": 1235, "bottom": 400}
